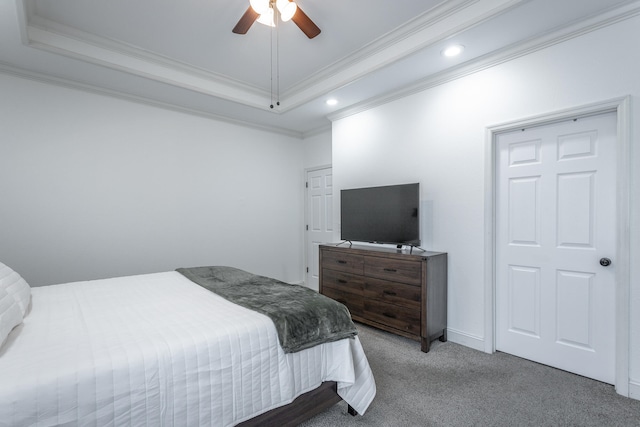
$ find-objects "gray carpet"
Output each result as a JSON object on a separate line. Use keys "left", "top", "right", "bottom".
{"left": 300, "top": 324, "right": 640, "bottom": 427}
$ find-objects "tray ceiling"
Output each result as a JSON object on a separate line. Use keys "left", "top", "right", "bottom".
{"left": 1, "top": 0, "right": 637, "bottom": 135}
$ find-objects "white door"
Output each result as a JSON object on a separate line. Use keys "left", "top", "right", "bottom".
{"left": 305, "top": 167, "right": 333, "bottom": 291}
{"left": 495, "top": 112, "right": 617, "bottom": 384}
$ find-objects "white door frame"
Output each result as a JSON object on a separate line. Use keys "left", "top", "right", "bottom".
{"left": 483, "top": 96, "right": 631, "bottom": 396}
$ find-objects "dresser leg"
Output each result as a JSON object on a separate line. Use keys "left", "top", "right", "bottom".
{"left": 439, "top": 329, "right": 447, "bottom": 342}
{"left": 347, "top": 405, "right": 358, "bottom": 416}
{"left": 421, "top": 336, "right": 430, "bottom": 353}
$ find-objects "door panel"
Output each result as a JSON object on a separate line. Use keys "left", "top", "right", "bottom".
{"left": 496, "top": 112, "right": 616, "bottom": 384}
{"left": 556, "top": 269, "right": 593, "bottom": 349}
{"left": 508, "top": 176, "right": 540, "bottom": 245}
{"left": 557, "top": 172, "right": 595, "bottom": 247}
{"left": 508, "top": 265, "right": 540, "bottom": 337}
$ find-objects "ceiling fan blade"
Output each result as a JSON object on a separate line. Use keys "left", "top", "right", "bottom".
{"left": 291, "top": 6, "right": 321, "bottom": 39}
{"left": 232, "top": 6, "right": 259, "bottom": 34}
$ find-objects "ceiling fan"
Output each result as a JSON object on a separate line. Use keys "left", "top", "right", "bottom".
{"left": 232, "top": 0, "right": 321, "bottom": 39}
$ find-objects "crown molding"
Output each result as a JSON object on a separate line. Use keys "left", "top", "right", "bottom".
{"left": 280, "top": 0, "right": 522, "bottom": 112}
{"left": 0, "top": 61, "right": 304, "bottom": 139}
{"left": 18, "top": 0, "right": 521, "bottom": 114}
{"left": 25, "top": 24, "right": 274, "bottom": 111}
{"left": 281, "top": 0, "right": 479, "bottom": 97}
{"left": 327, "top": 0, "right": 640, "bottom": 123}
{"left": 28, "top": 13, "right": 268, "bottom": 94}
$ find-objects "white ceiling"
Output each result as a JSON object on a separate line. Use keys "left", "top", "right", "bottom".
{"left": 0, "top": 0, "right": 637, "bottom": 136}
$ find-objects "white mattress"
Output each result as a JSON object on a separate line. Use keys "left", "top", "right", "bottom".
{"left": 0, "top": 272, "right": 375, "bottom": 426}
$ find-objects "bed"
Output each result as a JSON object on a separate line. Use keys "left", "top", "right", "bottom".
{"left": 0, "top": 263, "right": 376, "bottom": 426}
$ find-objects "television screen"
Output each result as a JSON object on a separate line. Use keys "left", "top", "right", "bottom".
{"left": 340, "top": 183, "right": 420, "bottom": 246}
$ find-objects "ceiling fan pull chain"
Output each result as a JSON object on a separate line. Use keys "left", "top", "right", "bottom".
{"left": 269, "top": 10, "right": 274, "bottom": 109}
{"left": 276, "top": 5, "right": 280, "bottom": 107}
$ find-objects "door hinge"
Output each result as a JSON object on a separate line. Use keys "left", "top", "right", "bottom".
{"left": 305, "top": 182, "right": 308, "bottom": 188}
{"left": 306, "top": 267, "right": 309, "bottom": 273}
{"left": 306, "top": 225, "right": 308, "bottom": 231}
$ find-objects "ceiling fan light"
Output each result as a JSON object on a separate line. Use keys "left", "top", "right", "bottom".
{"left": 276, "top": 0, "right": 297, "bottom": 22}
{"left": 256, "top": 8, "right": 275, "bottom": 27}
{"left": 250, "top": 0, "right": 270, "bottom": 15}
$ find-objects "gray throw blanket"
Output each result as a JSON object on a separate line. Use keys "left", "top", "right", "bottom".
{"left": 176, "top": 266, "right": 357, "bottom": 353}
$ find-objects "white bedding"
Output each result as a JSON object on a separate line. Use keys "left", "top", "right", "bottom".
{"left": 0, "top": 271, "right": 375, "bottom": 426}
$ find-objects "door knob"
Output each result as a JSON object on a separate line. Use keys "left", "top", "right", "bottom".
{"left": 600, "top": 258, "right": 612, "bottom": 267}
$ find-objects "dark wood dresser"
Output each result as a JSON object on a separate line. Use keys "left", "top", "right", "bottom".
{"left": 319, "top": 244, "right": 447, "bottom": 352}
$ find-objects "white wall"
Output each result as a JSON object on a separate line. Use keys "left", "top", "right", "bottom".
{"left": 332, "top": 16, "right": 640, "bottom": 396}
{"left": 0, "top": 74, "right": 305, "bottom": 286}
{"left": 303, "top": 129, "right": 332, "bottom": 169}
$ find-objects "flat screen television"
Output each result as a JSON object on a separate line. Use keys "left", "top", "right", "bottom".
{"left": 340, "top": 183, "right": 420, "bottom": 247}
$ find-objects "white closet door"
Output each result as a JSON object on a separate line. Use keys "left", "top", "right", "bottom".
{"left": 306, "top": 167, "right": 333, "bottom": 291}
{"left": 496, "top": 112, "right": 616, "bottom": 384}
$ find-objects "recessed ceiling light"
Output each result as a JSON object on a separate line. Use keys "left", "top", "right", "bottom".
{"left": 326, "top": 99, "right": 338, "bottom": 106}
{"left": 442, "top": 44, "right": 464, "bottom": 57}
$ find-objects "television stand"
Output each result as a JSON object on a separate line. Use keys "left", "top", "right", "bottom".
{"left": 319, "top": 244, "right": 447, "bottom": 352}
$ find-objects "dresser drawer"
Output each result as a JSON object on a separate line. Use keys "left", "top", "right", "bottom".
{"left": 364, "top": 256, "right": 422, "bottom": 285}
{"left": 322, "top": 269, "right": 364, "bottom": 296}
{"left": 322, "top": 250, "right": 364, "bottom": 275}
{"left": 364, "top": 277, "right": 420, "bottom": 309}
{"left": 363, "top": 299, "right": 421, "bottom": 336}
{"left": 322, "top": 287, "right": 364, "bottom": 318}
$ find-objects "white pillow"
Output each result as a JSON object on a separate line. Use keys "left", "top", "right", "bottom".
{"left": 0, "top": 287, "right": 23, "bottom": 348}
{"left": 0, "top": 262, "right": 32, "bottom": 317}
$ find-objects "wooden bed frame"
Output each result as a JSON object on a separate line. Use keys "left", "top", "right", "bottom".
{"left": 238, "top": 381, "right": 354, "bottom": 426}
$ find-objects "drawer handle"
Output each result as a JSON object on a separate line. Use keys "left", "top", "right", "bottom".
{"left": 382, "top": 312, "right": 397, "bottom": 319}
{"left": 383, "top": 268, "right": 397, "bottom": 272}
{"left": 338, "top": 279, "right": 347, "bottom": 284}
{"left": 337, "top": 260, "right": 347, "bottom": 264}
{"left": 383, "top": 290, "right": 397, "bottom": 296}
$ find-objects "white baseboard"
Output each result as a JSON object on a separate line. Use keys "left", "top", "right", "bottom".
{"left": 446, "top": 328, "right": 485, "bottom": 352}
{"left": 629, "top": 380, "right": 640, "bottom": 400}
